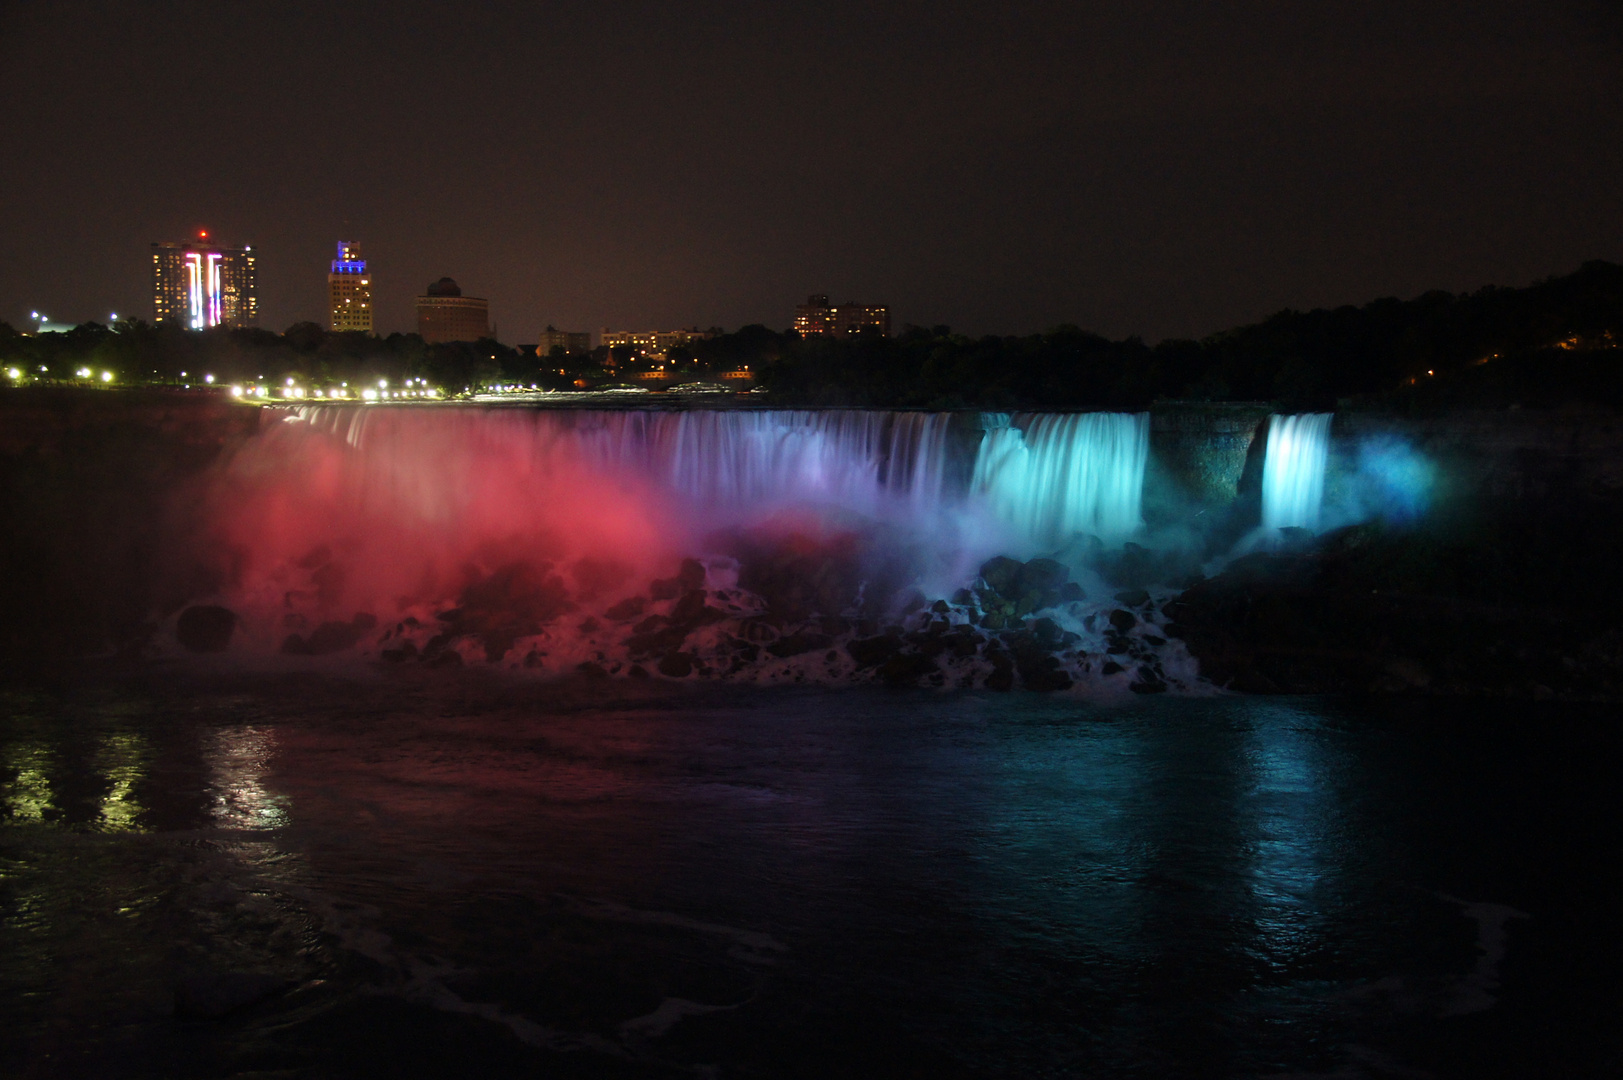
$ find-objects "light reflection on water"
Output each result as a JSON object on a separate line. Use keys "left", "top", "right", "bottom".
{"left": 1243, "top": 703, "right": 1333, "bottom": 966}
{"left": 94, "top": 730, "right": 150, "bottom": 832}
{"left": 203, "top": 724, "right": 288, "bottom": 830}
{"left": 0, "top": 679, "right": 1618, "bottom": 1079}
{"left": 1, "top": 739, "right": 55, "bottom": 822}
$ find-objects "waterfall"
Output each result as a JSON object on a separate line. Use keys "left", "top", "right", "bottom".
{"left": 287, "top": 406, "right": 953, "bottom": 521}
{"left": 1260, "top": 413, "right": 1332, "bottom": 531}
{"left": 969, "top": 412, "right": 1149, "bottom": 545}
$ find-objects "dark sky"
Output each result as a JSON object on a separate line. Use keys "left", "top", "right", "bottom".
{"left": 2, "top": 0, "right": 1620, "bottom": 341}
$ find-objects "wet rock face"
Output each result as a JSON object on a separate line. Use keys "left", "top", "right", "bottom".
{"left": 1160, "top": 521, "right": 1623, "bottom": 699}
{"left": 175, "top": 606, "right": 236, "bottom": 653}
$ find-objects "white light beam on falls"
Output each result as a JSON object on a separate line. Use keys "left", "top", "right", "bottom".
{"left": 1261, "top": 413, "right": 1333, "bottom": 532}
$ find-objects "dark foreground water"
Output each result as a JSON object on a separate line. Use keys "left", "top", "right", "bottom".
{"left": 1, "top": 670, "right": 1618, "bottom": 1079}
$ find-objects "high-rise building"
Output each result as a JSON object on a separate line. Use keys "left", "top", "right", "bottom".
{"left": 794, "top": 294, "right": 890, "bottom": 338}
{"left": 151, "top": 238, "right": 258, "bottom": 329}
{"left": 415, "top": 277, "right": 490, "bottom": 343}
{"left": 328, "top": 241, "right": 372, "bottom": 333}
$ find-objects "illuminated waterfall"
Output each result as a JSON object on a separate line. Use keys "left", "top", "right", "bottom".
{"left": 1260, "top": 413, "right": 1332, "bottom": 531}
{"left": 289, "top": 406, "right": 953, "bottom": 520}
{"left": 969, "top": 412, "right": 1150, "bottom": 545}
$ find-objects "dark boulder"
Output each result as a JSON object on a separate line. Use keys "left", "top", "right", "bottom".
{"left": 847, "top": 634, "right": 904, "bottom": 669}
{"left": 658, "top": 651, "right": 694, "bottom": 678}
{"left": 605, "top": 596, "right": 647, "bottom": 621}
{"left": 1108, "top": 608, "right": 1137, "bottom": 632}
{"left": 175, "top": 605, "right": 236, "bottom": 653}
{"left": 979, "top": 555, "right": 1024, "bottom": 598}
{"left": 878, "top": 651, "right": 938, "bottom": 686}
{"left": 310, "top": 620, "right": 365, "bottom": 654}
{"left": 677, "top": 558, "right": 707, "bottom": 590}
{"left": 767, "top": 631, "right": 834, "bottom": 658}
{"left": 1020, "top": 558, "right": 1069, "bottom": 594}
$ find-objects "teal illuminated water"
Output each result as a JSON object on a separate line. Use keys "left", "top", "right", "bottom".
{"left": 3, "top": 669, "right": 1617, "bottom": 1078}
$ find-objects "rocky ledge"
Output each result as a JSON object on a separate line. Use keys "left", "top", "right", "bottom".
{"left": 1164, "top": 523, "right": 1623, "bottom": 699}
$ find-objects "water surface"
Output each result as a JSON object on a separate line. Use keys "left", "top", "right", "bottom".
{"left": 2, "top": 670, "right": 1618, "bottom": 1078}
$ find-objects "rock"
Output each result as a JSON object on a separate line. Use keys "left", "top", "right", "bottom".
{"left": 980, "top": 611, "right": 1005, "bottom": 630}
{"left": 1020, "top": 558, "right": 1069, "bottom": 594}
{"left": 175, "top": 605, "right": 236, "bottom": 653}
{"left": 605, "top": 596, "right": 647, "bottom": 621}
{"left": 302, "top": 620, "right": 364, "bottom": 655}
{"left": 677, "top": 558, "right": 707, "bottom": 590}
{"left": 577, "top": 616, "right": 601, "bottom": 634}
{"left": 1058, "top": 581, "right": 1086, "bottom": 602}
{"left": 352, "top": 612, "right": 378, "bottom": 630}
{"left": 930, "top": 599, "right": 950, "bottom": 614}
{"left": 174, "top": 973, "right": 290, "bottom": 1019}
{"left": 649, "top": 577, "right": 681, "bottom": 601}
{"left": 768, "top": 631, "right": 834, "bottom": 658}
{"left": 670, "top": 590, "right": 709, "bottom": 624}
{"left": 879, "top": 651, "right": 938, "bottom": 685}
{"left": 1113, "top": 589, "right": 1151, "bottom": 608}
{"left": 979, "top": 555, "right": 1024, "bottom": 598}
{"left": 623, "top": 624, "right": 690, "bottom": 658}
{"left": 627, "top": 663, "right": 650, "bottom": 679}
{"left": 1100, "top": 661, "right": 1125, "bottom": 675}
{"left": 658, "top": 651, "right": 693, "bottom": 678}
{"left": 847, "top": 634, "right": 904, "bottom": 669}
{"left": 380, "top": 640, "right": 417, "bottom": 663}
{"left": 1031, "top": 617, "right": 1065, "bottom": 649}
{"left": 576, "top": 660, "right": 608, "bottom": 678}
{"left": 984, "top": 668, "right": 1015, "bottom": 691}
{"left": 1108, "top": 609, "right": 1137, "bottom": 632}
{"left": 1129, "top": 669, "right": 1168, "bottom": 694}
{"left": 951, "top": 588, "right": 975, "bottom": 605}
{"left": 1022, "top": 666, "right": 1073, "bottom": 692}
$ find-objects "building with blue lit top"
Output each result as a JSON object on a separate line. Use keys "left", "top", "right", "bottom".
{"left": 328, "top": 241, "right": 373, "bottom": 333}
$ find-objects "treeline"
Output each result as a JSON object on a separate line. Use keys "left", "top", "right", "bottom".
{"left": 739, "top": 259, "right": 1623, "bottom": 408}
{"left": 4, "top": 260, "right": 1621, "bottom": 406}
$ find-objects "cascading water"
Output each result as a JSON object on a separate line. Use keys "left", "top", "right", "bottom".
{"left": 184, "top": 404, "right": 1198, "bottom": 693}
{"left": 969, "top": 412, "right": 1150, "bottom": 547}
{"left": 1260, "top": 413, "right": 1333, "bottom": 532}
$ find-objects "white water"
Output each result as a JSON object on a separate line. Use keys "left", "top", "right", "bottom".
{"left": 970, "top": 412, "right": 1150, "bottom": 546}
{"left": 1260, "top": 413, "right": 1332, "bottom": 532}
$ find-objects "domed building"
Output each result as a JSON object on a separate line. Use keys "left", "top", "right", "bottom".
{"left": 415, "top": 277, "right": 490, "bottom": 343}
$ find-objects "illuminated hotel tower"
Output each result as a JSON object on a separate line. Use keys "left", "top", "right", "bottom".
{"left": 151, "top": 235, "right": 258, "bottom": 329}
{"left": 328, "top": 241, "right": 373, "bottom": 332}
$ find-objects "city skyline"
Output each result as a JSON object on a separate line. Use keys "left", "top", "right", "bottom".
{"left": 2, "top": 2, "right": 1620, "bottom": 342}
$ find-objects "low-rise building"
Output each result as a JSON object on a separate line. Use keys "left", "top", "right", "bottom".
{"left": 599, "top": 326, "right": 713, "bottom": 360}
{"left": 794, "top": 294, "right": 890, "bottom": 338}
{"left": 415, "top": 278, "right": 490, "bottom": 343}
{"left": 536, "top": 326, "right": 592, "bottom": 355}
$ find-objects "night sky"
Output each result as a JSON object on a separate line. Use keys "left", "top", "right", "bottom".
{"left": 2, "top": 0, "right": 1620, "bottom": 341}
